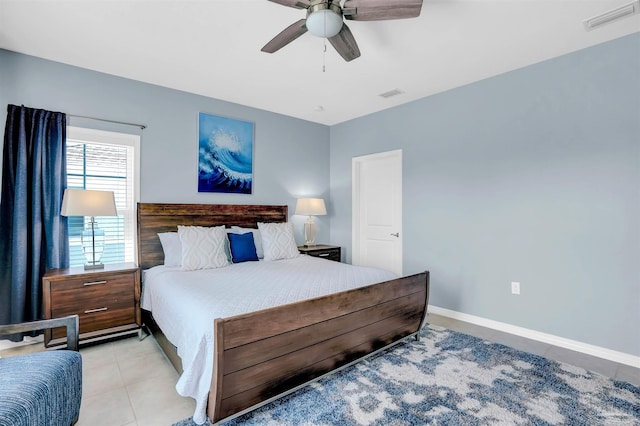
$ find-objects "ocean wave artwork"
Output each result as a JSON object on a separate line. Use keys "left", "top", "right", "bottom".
{"left": 198, "top": 112, "right": 254, "bottom": 194}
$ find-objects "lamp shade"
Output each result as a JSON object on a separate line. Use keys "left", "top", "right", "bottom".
{"left": 61, "top": 189, "right": 117, "bottom": 217}
{"left": 295, "top": 198, "right": 327, "bottom": 216}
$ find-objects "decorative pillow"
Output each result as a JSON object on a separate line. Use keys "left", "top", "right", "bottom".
{"left": 257, "top": 222, "right": 299, "bottom": 261}
{"left": 230, "top": 226, "right": 264, "bottom": 258}
{"left": 178, "top": 225, "right": 229, "bottom": 271}
{"left": 228, "top": 232, "right": 259, "bottom": 263}
{"left": 158, "top": 232, "right": 181, "bottom": 267}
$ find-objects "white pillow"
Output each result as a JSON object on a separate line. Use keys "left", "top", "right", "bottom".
{"left": 158, "top": 232, "right": 182, "bottom": 267}
{"left": 230, "top": 226, "right": 264, "bottom": 259}
{"left": 178, "top": 225, "right": 230, "bottom": 271}
{"left": 257, "top": 222, "right": 299, "bottom": 261}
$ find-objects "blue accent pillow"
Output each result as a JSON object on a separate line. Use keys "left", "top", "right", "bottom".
{"left": 228, "top": 232, "right": 259, "bottom": 263}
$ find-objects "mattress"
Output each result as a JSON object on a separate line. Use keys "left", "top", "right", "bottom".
{"left": 141, "top": 255, "right": 397, "bottom": 424}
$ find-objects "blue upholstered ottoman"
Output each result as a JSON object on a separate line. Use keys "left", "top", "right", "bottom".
{"left": 0, "top": 350, "right": 82, "bottom": 426}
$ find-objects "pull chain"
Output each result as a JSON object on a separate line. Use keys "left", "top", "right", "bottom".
{"left": 323, "top": 39, "right": 327, "bottom": 72}
{"left": 323, "top": 8, "right": 327, "bottom": 73}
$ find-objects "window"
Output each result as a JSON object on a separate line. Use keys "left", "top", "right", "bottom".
{"left": 66, "top": 127, "right": 140, "bottom": 267}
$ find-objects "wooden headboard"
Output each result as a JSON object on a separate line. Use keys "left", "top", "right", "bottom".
{"left": 137, "top": 203, "right": 288, "bottom": 270}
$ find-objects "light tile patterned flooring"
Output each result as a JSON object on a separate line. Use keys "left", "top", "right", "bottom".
{"left": 1, "top": 313, "right": 638, "bottom": 426}
{"left": 74, "top": 335, "right": 195, "bottom": 425}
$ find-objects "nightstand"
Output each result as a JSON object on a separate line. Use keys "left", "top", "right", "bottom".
{"left": 298, "top": 245, "right": 341, "bottom": 262}
{"left": 42, "top": 262, "right": 141, "bottom": 347}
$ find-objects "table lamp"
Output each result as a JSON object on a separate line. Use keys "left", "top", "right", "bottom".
{"left": 61, "top": 189, "right": 117, "bottom": 270}
{"left": 295, "top": 198, "right": 327, "bottom": 246}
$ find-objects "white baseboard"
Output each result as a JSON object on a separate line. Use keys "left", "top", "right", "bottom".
{"left": 428, "top": 305, "right": 640, "bottom": 368}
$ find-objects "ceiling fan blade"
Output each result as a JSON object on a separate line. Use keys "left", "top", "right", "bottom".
{"left": 343, "top": 0, "right": 423, "bottom": 21}
{"left": 328, "top": 24, "right": 361, "bottom": 62}
{"left": 261, "top": 19, "right": 308, "bottom": 53}
{"left": 267, "top": 0, "right": 309, "bottom": 9}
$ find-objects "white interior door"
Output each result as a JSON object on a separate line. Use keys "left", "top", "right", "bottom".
{"left": 352, "top": 149, "right": 402, "bottom": 275}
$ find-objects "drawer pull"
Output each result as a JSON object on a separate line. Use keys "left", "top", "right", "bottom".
{"left": 318, "top": 253, "right": 330, "bottom": 257}
{"left": 84, "top": 307, "right": 108, "bottom": 314}
{"left": 83, "top": 280, "right": 107, "bottom": 286}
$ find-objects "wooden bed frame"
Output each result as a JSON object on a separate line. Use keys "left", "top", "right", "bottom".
{"left": 137, "top": 203, "right": 430, "bottom": 424}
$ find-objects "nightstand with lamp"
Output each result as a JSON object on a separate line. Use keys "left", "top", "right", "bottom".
{"left": 295, "top": 197, "right": 342, "bottom": 262}
{"left": 43, "top": 188, "right": 141, "bottom": 347}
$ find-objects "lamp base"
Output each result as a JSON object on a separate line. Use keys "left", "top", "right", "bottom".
{"left": 82, "top": 219, "right": 105, "bottom": 270}
{"left": 83, "top": 263, "right": 105, "bottom": 270}
{"left": 304, "top": 218, "right": 317, "bottom": 246}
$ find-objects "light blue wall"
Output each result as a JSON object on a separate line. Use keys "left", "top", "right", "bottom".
{"left": 0, "top": 49, "right": 331, "bottom": 244}
{"left": 329, "top": 33, "right": 640, "bottom": 356}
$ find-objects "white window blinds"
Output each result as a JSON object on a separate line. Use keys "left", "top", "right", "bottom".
{"left": 66, "top": 127, "right": 140, "bottom": 267}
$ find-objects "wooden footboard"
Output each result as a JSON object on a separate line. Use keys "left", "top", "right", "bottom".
{"left": 208, "top": 271, "right": 429, "bottom": 423}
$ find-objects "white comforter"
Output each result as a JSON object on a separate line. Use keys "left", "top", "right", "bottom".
{"left": 141, "top": 255, "right": 397, "bottom": 424}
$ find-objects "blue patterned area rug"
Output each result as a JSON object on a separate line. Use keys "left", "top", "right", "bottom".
{"left": 173, "top": 325, "right": 640, "bottom": 425}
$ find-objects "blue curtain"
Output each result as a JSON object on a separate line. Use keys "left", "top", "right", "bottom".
{"left": 0, "top": 105, "right": 69, "bottom": 339}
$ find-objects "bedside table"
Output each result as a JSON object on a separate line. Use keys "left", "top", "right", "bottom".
{"left": 298, "top": 245, "right": 341, "bottom": 262}
{"left": 42, "top": 262, "right": 141, "bottom": 347}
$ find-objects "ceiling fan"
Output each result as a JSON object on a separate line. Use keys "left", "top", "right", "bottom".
{"left": 261, "top": 0, "right": 423, "bottom": 62}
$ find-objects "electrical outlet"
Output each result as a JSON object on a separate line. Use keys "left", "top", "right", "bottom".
{"left": 511, "top": 281, "right": 521, "bottom": 295}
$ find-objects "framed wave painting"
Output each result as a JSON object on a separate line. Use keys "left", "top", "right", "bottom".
{"left": 198, "top": 112, "right": 254, "bottom": 194}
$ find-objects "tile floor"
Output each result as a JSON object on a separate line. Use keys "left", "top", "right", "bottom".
{"left": 1, "top": 314, "right": 638, "bottom": 426}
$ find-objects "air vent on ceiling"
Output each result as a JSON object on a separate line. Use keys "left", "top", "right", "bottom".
{"left": 583, "top": 0, "right": 639, "bottom": 31}
{"left": 379, "top": 89, "right": 404, "bottom": 99}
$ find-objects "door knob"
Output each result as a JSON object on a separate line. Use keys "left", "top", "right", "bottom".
{"left": 390, "top": 232, "right": 399, "bottom": 237}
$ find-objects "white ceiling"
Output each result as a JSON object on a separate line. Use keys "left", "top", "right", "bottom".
{"left": 0, "top": 0, "right": 638, "bottom": 125}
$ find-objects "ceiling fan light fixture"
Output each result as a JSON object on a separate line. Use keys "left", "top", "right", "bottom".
{"left": 262, "top": 0, "right": 424, "bottom": 62}
{"left": 306, "top": 5, "right": 343, "bottom": 38}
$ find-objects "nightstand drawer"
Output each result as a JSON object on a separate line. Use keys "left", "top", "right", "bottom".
{"left": 51, "top": 306, "right": 136, "bottom": 338}
{"left": 311, "top": 249, "right": 340, "bottom": 262}
{"left": 298, "top": 245, "right": 341, "bottom": 262}
{"left": 50, "top": 273, "right": 135, "bottom": 311}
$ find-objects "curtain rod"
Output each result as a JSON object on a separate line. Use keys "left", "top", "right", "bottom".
{"left": 68, "top": 114, "right": 146, "bottom": 130}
